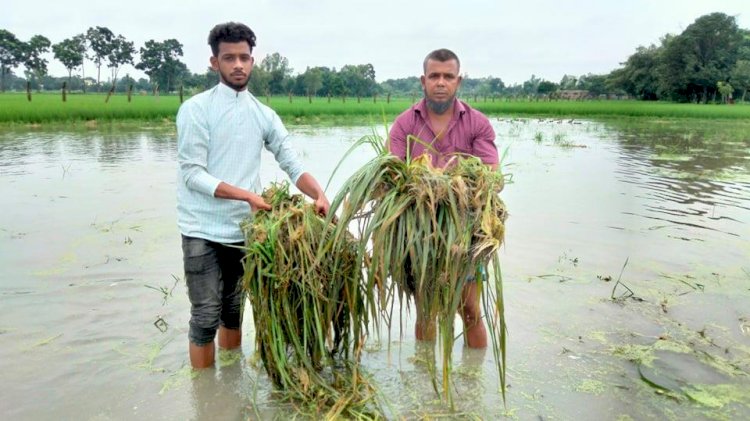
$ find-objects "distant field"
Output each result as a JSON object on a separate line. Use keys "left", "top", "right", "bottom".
{"left": 0, "top": 92, "right": 748, "bottom": 124}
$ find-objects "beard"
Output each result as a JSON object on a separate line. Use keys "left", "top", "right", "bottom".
{"left": 424, "top": 90, "right": 454, "bottom": 115}
{"left": 219, "top": 69, "right": 249, "bottom": 91}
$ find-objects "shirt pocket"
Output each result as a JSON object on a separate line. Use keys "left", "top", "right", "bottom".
{"left": 453, "top": 136, "right": 473, "bottom": 155}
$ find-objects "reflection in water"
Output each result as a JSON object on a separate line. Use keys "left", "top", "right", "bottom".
{"left": 609, "top": 121, "right": 750, "bottom": 240}
{"left": 0, "top": 125, "right": 177, "bottom": 174}
{"left": 190, "top": 363, "right": 247, "bottom": 421}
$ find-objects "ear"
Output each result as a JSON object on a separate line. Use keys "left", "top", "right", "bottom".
{"left": 210, "top": 56, "right": 219, "bottom": 72}
{"left": 420, "top": 74, "right": 426, "bottom": 88}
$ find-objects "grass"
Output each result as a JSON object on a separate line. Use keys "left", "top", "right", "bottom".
{"left": 1, "top": 92, "right": 749, "bottom": 124}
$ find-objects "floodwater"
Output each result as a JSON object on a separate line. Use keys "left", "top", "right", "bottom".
{"left": 1, "top": 118, "right": 749, "bottom": 420}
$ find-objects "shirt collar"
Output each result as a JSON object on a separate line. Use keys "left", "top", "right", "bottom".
{"left": 217, "top": 82, "right": 249, "bottom": 99}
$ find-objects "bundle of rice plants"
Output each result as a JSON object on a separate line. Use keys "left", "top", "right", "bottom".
{"left": 241, "top": 181, "right": 380, "bottom": 418}
{"left": 324, "top": 134, "right": 508, "bottom": 408}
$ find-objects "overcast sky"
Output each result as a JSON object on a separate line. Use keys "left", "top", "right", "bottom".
{"left": 3, "top": 0, "right": 748, "bottom": 84}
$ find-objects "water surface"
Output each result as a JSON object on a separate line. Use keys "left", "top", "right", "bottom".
{"left": 1, "top": 118, "right": 749, "bottom": 420}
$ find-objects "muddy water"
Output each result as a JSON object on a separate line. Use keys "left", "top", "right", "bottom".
{"left": 1, "top": 119, "right": 748, "bottom": 420}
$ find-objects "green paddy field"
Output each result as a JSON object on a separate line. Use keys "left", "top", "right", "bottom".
{"left": 1, "top": 92, "right": 748, "bottom": 124}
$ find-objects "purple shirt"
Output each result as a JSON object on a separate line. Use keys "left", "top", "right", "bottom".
{"left": 388, "top": 98, "right": 498, "bottom": 168}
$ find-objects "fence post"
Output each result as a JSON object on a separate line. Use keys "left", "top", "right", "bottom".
{"left": 62, "top": 81, "right": 67, "bottom": 102}
{"left": 26, "top": 81, "right": 31, "bottom": 102}
{"left": 105, "top": 84, "right": 115, "bottom": 103}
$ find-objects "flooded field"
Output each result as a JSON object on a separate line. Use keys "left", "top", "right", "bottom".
{"left": 1, "top": 118, "right": 748, "bottom": 420}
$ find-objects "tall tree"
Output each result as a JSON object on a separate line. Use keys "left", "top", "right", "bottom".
{"left": 105, "top": 35, "right": 135, "bottom": 90}
{"left": 248, "top": 65, "right": 270, "bottom": 96}
{"left": 576, "top": 73, "right": 608, "bottom": 96}
{"left": 536, "top": 80, "right": 558, "bottom": 96}
{"left": 136, "top": 39, "right": 184, "bottom": 92}
{"left": 86, "top": 26, "right": 114, "bottom": 92}
{"left": 52, "top": 35, "right": 86, "bottom": 86}
{"left": 730, "top": 60, "right": 750, "bottom": 102}
{"left": 302, "top": 66, "right": 323, "bottom": 97}
{"left": 339, "top": 64, "right": 377, "bottom": 97}
{"left": 609, "top": 44, "right": 661, "bottom": 100}
{"left": 260, "top": 52, "right": 292, "bottom": 94}
{"left": 522, "top": 74, "right": 542, "bottom": 96}
{"left": 559, "top": 74, "right": 578, "bottom": 90}
{"left": 487, "top": 77, "right": 505, "bottom": 95}
{"left": 22, "top": 35, "right": 51, "bottom": 91}
{"left": 0, "top": 29, "right": 24, "bottom": 92}
{"left": 660, "top": 13, "right": 743, "bottom": 102}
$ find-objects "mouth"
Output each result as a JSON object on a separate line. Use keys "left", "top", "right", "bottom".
{"left": 231, "top": 73, "right": 246, "bottom": 79}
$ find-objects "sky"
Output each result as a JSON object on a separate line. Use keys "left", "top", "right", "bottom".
{"left": 2, "top": 0, "right": 748, "bottom": 85}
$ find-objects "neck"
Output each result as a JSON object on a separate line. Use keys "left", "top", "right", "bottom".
{"left": 220, "top": 80, "right": 247, "bottom": 93}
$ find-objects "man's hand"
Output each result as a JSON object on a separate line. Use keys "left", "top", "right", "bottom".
{"left": 213, "top": 182, "right": 271, "bottom": 212}
{"left": 247, "top": 192, "right": 272, "bottom": 212}
{"left": 313, "top": 194, "right": 330, "bottom": 216}
{"left": 295, "top": 172, "right": 330, "bottom": 216}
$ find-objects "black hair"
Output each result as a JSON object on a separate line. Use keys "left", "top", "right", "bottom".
{"left": 423, "top": 48, "right": 460, "bottom": 74}
{"left": 208, "top": 22, "right": 257, "bottom": 56}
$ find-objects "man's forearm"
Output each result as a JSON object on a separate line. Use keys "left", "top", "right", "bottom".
{"left": 214, "top": 181, "right": 251, "bottom": 201}
{"left": 295, "top": 172, "right": 325, "bottom": 200}
{"left": 214, "top": 181, "right": 271, "bottom": 211}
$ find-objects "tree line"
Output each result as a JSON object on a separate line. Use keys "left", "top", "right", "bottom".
{"left": 1, "top": 12, "right": 748, "bottom": 102}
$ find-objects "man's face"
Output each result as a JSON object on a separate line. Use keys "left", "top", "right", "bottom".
{"left": 421, "top": 58, "right": 461, "bottom": 114}
{"left": 210, "top": 41, "right": 254, "bottom": 91}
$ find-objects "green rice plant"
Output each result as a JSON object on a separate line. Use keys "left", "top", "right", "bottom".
{"left": 323, "top": 134, "right": 508, "bottom": 409}
{"left": 0, "top": 93, "right": 181, "bottom": 123}
{"left": 240, "top": 181, "right": 382, "bottom": 418}
{"left": 4, "top": 93, "right": 750, "bottom": 125}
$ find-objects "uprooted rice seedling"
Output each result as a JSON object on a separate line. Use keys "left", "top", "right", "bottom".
{"left": 324, "top": 133, "right": 508, "bottom": 408}
{"left": 240, "top": 181, "right": 382, "bottom": 418}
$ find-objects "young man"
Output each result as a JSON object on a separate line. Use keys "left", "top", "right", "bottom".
{"left": 176, "top": 22, "right": 330, "bottom": 368}
{"left": 388, "top": 48, "right": 499, "bottom": 348}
